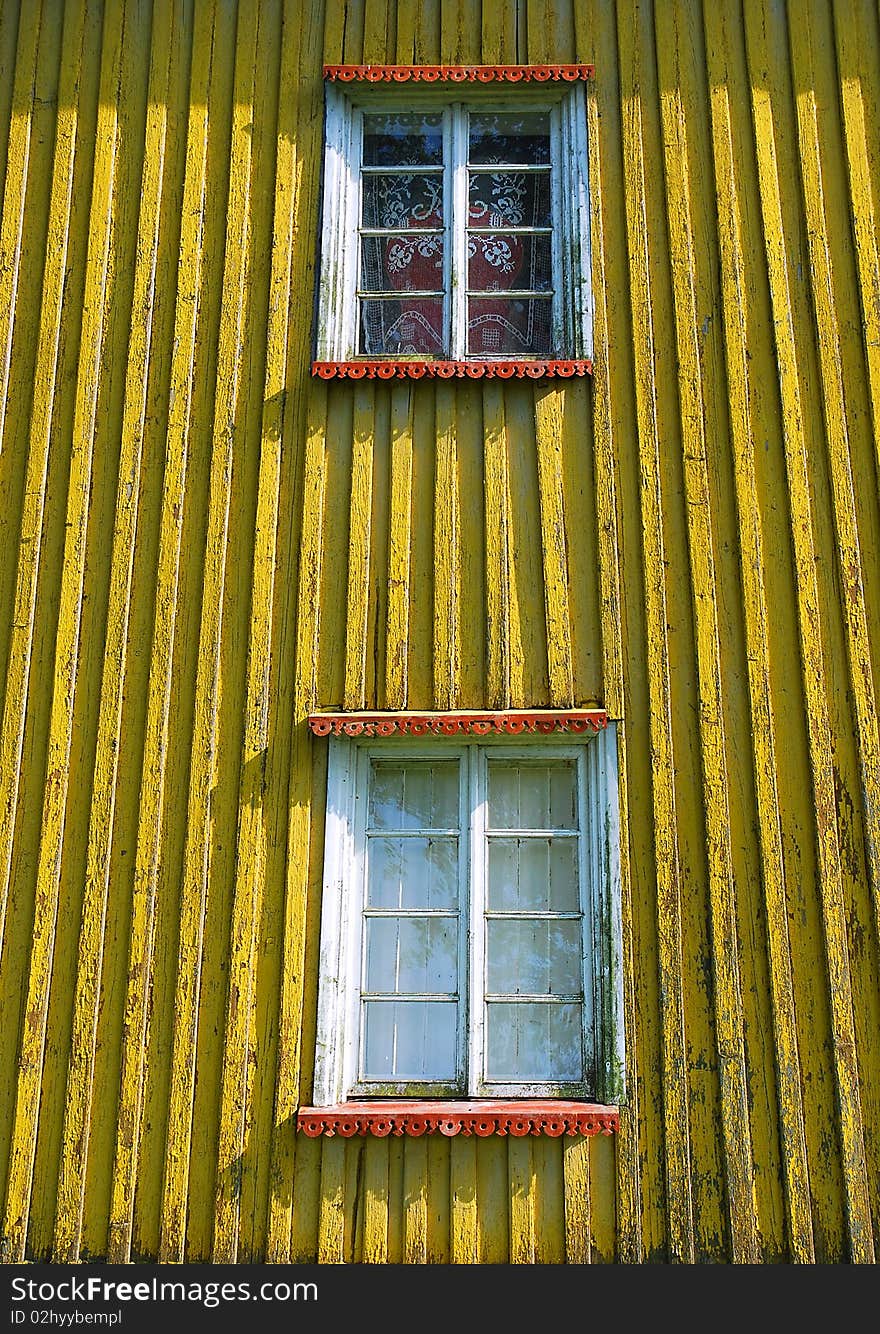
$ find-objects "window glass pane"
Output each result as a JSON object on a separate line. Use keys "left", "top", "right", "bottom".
{"left": 485, "top": 1002, "right": 582, "bottom": 1081}
{"left": 467, "top": 297, "right": 551, "bottom": 356}
{"left": 369, "top": 760, "right": 459, "bottom": 829}
{"left": 362, "top": 113, "right": 444, "bottom": 166}
{"left": 468, "top": 171, "right": 551, "bottom": 228}
{"left": 362, "top": 1000, "right": 457, "bottom": 1079}
{"left": 365, "top": 917, "right": 458, "bottom": 993}
{"left": 487, "top": 837, "right": 578, "bottom": 911}
{"left": 360, "top": 297, "right": 446, "bottom": 356}
{"left": 469, "top": 112, "right": 551, "bottom": 164}
{"left": 361, "top": 173, "right": 444, "bottom": 230}
{"left": 487, "top": 761, "right": 577, "bottom": 829}
{"left": 468, "top": 234, "right": 552, "bottom": 294}
{"left": 360, "top": 234, "right": 444, "bottom": 296}
{"left": 486, "top": 919, "right": 582, "bottom": 995}
{"left": 368, "top": 836, "right": 459, "bottom": 909}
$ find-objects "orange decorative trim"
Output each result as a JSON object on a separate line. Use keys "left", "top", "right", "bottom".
{"left": 308, "top": 709, "right": 608, "bottom": 738}
{"left": 324, "top": 64, "right": 595, "bottom": 83}
{"left": 297, "top": 1101, "right": 618, "bottom": 1138}
{"left": 312, "top": 359, "right": 592, "bottom": 380}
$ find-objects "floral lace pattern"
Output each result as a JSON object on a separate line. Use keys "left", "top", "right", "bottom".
{"left": 359, "top": 112, "right": 553, "bottom": 357}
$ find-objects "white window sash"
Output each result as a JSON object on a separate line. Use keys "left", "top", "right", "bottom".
{"left": 314, "top": 732, "right": 621, "bottom": 1104}
{"left": 471, "top": 744, "right": 593, "bottom": 1097}
{"left": 315, "top": 85, "right": 592, "bottom": 363}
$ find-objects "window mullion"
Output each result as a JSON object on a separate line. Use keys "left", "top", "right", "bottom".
{"left": 468, "top": 746, "right": 487, "bottom": 1097}
{"left": 450, "top": 106, "right": 469, "bottom": 361}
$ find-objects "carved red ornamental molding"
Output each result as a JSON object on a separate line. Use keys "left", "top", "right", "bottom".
{"left": 312, "top": 359, "right": 592, "bottom": 380}
{"left": 308, "top": 709, "right": 609, "bottom": 738}
{"left": 297, "top": 1101, "right": 619, "bottom": 1138}
{"left": 323, "top": 64, "right": 595, "bottom": 83}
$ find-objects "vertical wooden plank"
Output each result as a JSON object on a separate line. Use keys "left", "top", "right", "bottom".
{"left": 343, "top": 1138, "right": 363, "bottom": 1262}
{"left": 403, "top": 1135, "right": 428, "bottom": 1263}
{"left": 745, "top": 0, "right": 874, "bottom": 1264}
{"left": 266, "top": 398, "right": 328, "bottom": 1264}
{"left": 655, "top": 0, "right": 757, "bottom": 1264}
{"left": 507, "top": 1137, "right": 535, "bottom": 1264}
{"left": 833, "top": 0, "right": 880, "bottom": 489}
{"left": 367, "top": 388, "right": 390, "bottom": 709}
{"left": 157, "top": 0, "right": 253, "bottom": 1258}
{"left": 230, "top": 0, "right": 299, "bottom": 1265}
{"left": 480, "top": 0, "right": 516, "bottom": 63}
{"left": 501, "top": 386, "right": 535, "bottom": 704}
{"left": 289, "top": 1132, "right": 321, "bottom": 1262}
{"left": 343, "top": 383, "right": 375, "bottom": 711}
{"left": 433, "top": 381, "right": 460, "bottom": 709}
{"left": 106, "top": 0, "right": 218, "bottom": 1265}
{"left": 51, "top": 0, "right": 174, "bottom": 1265}
{"left": 395, "top": 0, "right": 417, "bottom": 63}
{"left": 532, "top": 1136, "right": 564, "bottom": 1262}
{"left": 0, "top": 0, "right": 83, "bottom": 989}
{"left": 702, "top": 0, "right": 813, "bottom": 1263}
{"left": 321, "top": 0, "right": 344, "bottom": 65}
{"left": 264, "top": 0, "right": 330, "bottom": 1261}
{"left": 580, "top": 0, "right": 643, "bottom": 1263}
{"left": 450, "top": 1134, "right": 478, "bottom": 1263}
{"left": 789, "top": 0, "right": 880, "bottom": 1008}
{"left": 362, "top": 1137, "right": 389, "bottom": 1264}
{"left": 483, "top": 381, "right": 511, "bottom": 709}
{"left": 415, "top": 0, "right": 441, "bottom": 65}
{"left": 1, "top": 0, "right": 122, "bottom": 1263}
{"left": 558, "top": 383, "right": 602, "bottom": 705}
{"left": 529, "top": 0, "right": 575, "bottom": 65}
{"left": 455, "top": 383, "right": 486, "bottom": 708}
{"left": 406, "top": 385, "right": 435, "bottom": 706}
{"left": 0, "top": 3, "right": 63, "bottom": 726}
{"left": 311, "top": 424, "right": 355, "bottom": 715}
{"left": 440, "top": 0, "right": 480, "bottom": 64}
{"left": 206, "top": 0, "right": 262, "bottom": 1265}
{"left": 426, "top": 1133, "right": 450, "bottom": 1261}
{"left": 475, "top": 1135, "right": 508, "bottom": 1262}
{"left": 362, "top": 0, "right": 391, "bottom": 63}
{"left": 0, "top": 0, "right": 26, "bottom": 199}
{"left": 617, "top": 0, "right": 693, "bottom": 1263}
{"left": 342, "top": 0, "right": 366, "bottom": 64}
{"left": 788, "top": 0, "right": 880, "bottom": 1250}
{"left": 316, "top": 1136, "right": 345, "bottom": 1263}
{"left": 105, "top": 0, "right": 211, "bottom": 1262}
{"left": 588, "top": 1129, "right": 618, "bottom": 1261}
{"left": 0, "top": 0, "right": 42, "bottom": 465}
{"left": 533, "top": 386, "right": 574, "bottom": 706}
{"left": 385, "top": 1136, "right": 405, "bottom": 1261}
{"left": 563, "top": 1135, "right": 592, "bottom": 1263}
{"left": 385, "top": 384, "right": 413, "bottom": 709}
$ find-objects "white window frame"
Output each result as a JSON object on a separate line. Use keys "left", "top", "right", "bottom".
{"left": 313, "top": 728, "right": 624, "bottom": 1105}
{"left": 314, "top": 82, "right": 592, "bottom": 363}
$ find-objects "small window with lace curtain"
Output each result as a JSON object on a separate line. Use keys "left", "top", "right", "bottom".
{"left": 313, "top": 73, "right": 592, "bottom": 371}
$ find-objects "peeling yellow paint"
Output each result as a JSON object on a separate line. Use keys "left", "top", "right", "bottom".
{"left": 0, "top": 0, "right": 878, "bottom": 1265}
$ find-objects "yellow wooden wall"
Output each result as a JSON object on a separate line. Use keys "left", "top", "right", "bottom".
{"left": 0, "top": 0, "right": 878, "bottom": 1263}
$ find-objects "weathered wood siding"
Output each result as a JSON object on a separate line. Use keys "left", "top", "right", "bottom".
{"left": 0, "top": 0, "right": 878, "bottom": 1263}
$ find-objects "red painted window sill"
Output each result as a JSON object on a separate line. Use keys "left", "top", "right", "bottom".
{"left": 311, "top": 359, "right": 592, "bottom": 381}
{"left": 297, "top": 1101, "right": 619, "bottom": 1139}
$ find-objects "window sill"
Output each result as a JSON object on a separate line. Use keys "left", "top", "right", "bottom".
{"left": 296, "top": 1101, "right": 619, "bottom": 1139}
{"left": 311, "top": 359, "right": 593, "bottom": 381}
